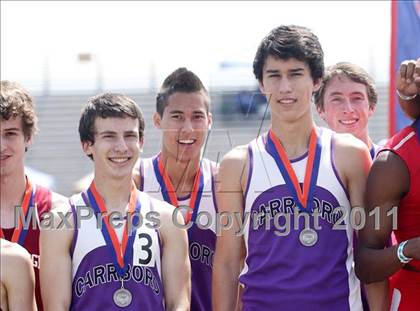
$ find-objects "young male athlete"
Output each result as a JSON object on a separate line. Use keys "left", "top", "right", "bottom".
{"left": 355, "top": 58, "right": 420, "bottom": 311}
{"left": 315, "top": 62, "right": 390, "bottom": 310}
{"left": 40, "top": 93, "right": 190, "bottom": 310}
{"left": 1, "top": 238, "right": 37, "bottom": 311}
{"left": 133, "top": 67, "right": 217, "bottom": 311}
{"left": 0, "top": 80, "right": 67, "bottom": 311}
{"left": 213, "top": 25, "right": 372, "bottom": 311}
{"left": 315, "top": 62, "right": 381, "bottom": 158}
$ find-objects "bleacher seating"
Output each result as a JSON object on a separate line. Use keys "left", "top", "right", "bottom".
{"left": 26, "top": 85, "right": 389, "bottom": 196}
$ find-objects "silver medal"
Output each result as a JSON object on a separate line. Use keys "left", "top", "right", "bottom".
{"left": 113, "top": 287, "right": 132, "bottom": 308}
{"left": 299, "top": 228, "right": 318, "bottom": 247}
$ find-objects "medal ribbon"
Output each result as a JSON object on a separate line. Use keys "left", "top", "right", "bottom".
{"left": 0, "top": 177, "right": 34, "bottom": 245}
{"left": 152, "top": 154, "right": 204, "bottom": 225}
{"left": 369, "top": 146, "right": 375, "bottom": 160}
{"left": 414, "top": 117, "right": 420, "bottom": 143}
{"left": 86, "top": 181, "right": 140, "bottom": 278}
{"left": 265, "top": 128, "right": 322, "bottom": 212}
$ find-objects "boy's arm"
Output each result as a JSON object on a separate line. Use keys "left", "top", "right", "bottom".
{"left": 213, "top": 146, "right": 248, "bottom": 311}
{"left": 159, "top": 204, "right": 191, "bottom": 311}
{"left": 335, "top": 135, "right": 390, "bottom": 310}
{"left": 1, "top": 241, "right": 37, "bottom": 311}
{"left": 40, "top": 205, "right": 74, "bottom": 311}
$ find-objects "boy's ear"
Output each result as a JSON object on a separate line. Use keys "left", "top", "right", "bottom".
{"left": 207, "top": 112, "right": 213, "bottom": 130}
{"left": 368, "top": 104, "right": 376, "bottom": 118}
{"left": 258, "top": 80, "right": 266, "bottom": 95}
{"left": 139, "top": 137, "right": 144, "bottom": 152}
{"left": 153, "top": 112, "right": 162, "bottom": 129}
{"left": 317, "top": 106, "right": 327, "bottom": 122}
{"left": 24, "top": 135, "right": 33, "bottom": 151}
{"left": 82, "top": 141, "right": 93, "bottom": 157}
{"left": 313, "top": 78, "right": 322, "bottom": 92}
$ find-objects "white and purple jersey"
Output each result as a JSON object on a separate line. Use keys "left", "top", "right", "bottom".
{"left": 139, "top": 156, "right": 218, "bottom": 311}
{"left": 69, "top": 190, "right": 165, "bottom": 311}
{"left": 239, "top": 127, "right": 362, "bottom": 311}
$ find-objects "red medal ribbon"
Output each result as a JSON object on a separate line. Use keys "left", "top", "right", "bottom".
{"left": 88, "top": 181, "right": 138, "bottom": 270}
{"left": 268, "top": 128, "right": 319, "bottom": 210}
{"left": 153, "top": 154, "right": 203, "bottom": 224}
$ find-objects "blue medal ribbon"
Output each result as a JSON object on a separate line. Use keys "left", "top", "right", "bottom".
{"left": 414, "top": 117, "right": 420, "bottom": 143}
{"left": 369, "top": 146, "right": 376, "bottom": 160}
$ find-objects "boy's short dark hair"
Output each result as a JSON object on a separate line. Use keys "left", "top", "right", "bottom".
{"left": 79, "top": 93, "right": 145, "bottom": 148}
{"left": 156, "top": 67, "right": 210, "bottom": 116}
{"left": 253, "top": 25, "right": 324, "bottom": 83}
{"left": 314, "top": 62, "right": 378, "bottom": 111}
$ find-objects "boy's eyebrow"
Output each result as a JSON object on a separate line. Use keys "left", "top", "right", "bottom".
{"left": 124, "top": 130, "right": 138, "bottom": 135}
{"left": 349, "top": 91, "right": 365, "bottom": 97}
{"left": 192, "top": 110, "right": 206, "bottom": 114}
{"left": 97, "top": 130, "right": 117, "bottom": 135}
{"left": 97, "top": 130, "right": 138, "bottom": 135}
{"left": 3, "top": 127, "right": 20, "bottom": 132}
{"left": 289, "top": 68, "right": 305, "bottom": 73}
{"left": 328, "top": 91, "right": 365, "bottom": 97}
{"left": 168, "top": 110, "right": 184, "bottom": 114}
{"left": 265, "top": 67, "right": 305, "bottom": 74}
{"left": 328, "top": 91, "right": 344, "bottom": 97}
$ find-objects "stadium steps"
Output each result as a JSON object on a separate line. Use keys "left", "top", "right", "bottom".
{"left": 25, "top": 85, "right": 388, "bottom": 195}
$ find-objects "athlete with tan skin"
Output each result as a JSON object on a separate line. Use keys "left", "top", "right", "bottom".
{"left": 213, "top": 25, "right": 371, "bottom": 311}
{"left": 0, "top": 239, "right": 37, "bottom": 311}
{"left": 134, "top": 68, "right": 214, "bottom": 200}
{"left": 40, "top": 93, "right": 190, "bottom": 311}
{"left": 133, "top": 68, "right": 217, "bottom": 311}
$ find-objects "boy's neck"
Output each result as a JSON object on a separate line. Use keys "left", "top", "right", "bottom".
{"left": 270, "top": 113, "right": 315, "bottom": 158}
{"left": 159, "top": 152, "right": 201, "bottom": 196}
{"left": 92, "top": 174, "right": 133, "bottom": 213}
{"left": 1, "top": 169, "right": 27, "bottom": 227}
